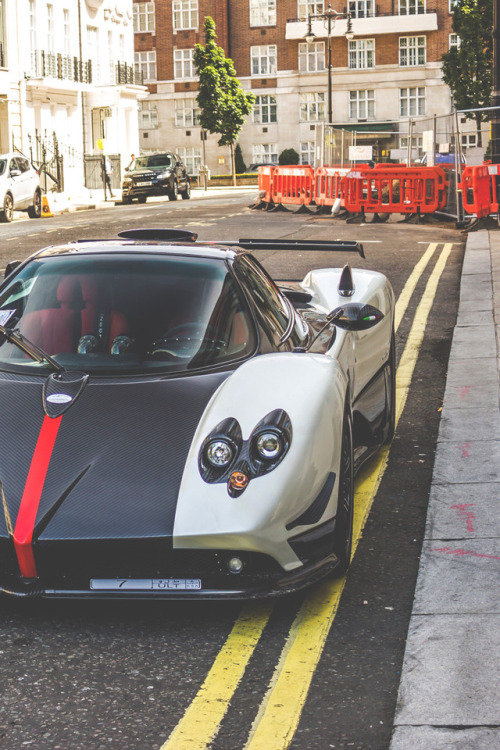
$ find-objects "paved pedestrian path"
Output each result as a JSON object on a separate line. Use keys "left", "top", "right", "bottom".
{"left": 390, "top": 230, "right": 500, "bottom": 749}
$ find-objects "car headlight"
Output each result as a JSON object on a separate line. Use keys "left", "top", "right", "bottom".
{"left": 255, "top": 431, "right": 283, "bottom": 460}
{"left": 199, "top": 410, "right": 292, "bottom": 496}
{"left": 206, "top": 439, "right": 234, "bottom": 468}
{"left": 157, "top": 170, "right": 171, "bottom": 179}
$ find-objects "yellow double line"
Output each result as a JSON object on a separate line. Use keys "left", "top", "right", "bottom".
{"left": 161, "top": 241, "right": 453, "bottom": 750}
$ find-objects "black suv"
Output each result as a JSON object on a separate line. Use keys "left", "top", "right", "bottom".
{"left": 121, "top": 153, "right": 190, "bottom": 203}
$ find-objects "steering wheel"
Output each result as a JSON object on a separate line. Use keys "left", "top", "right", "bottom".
{"left": 149, "top": 323, "right": 225, "bottom": 359}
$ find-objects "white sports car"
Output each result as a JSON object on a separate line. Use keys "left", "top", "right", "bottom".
{"left": 0, "top": 229, "right": 394, "bottom": 599}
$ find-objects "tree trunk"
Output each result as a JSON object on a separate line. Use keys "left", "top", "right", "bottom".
{"left": 230, "top": 142, "right": 236, "bottom": 187}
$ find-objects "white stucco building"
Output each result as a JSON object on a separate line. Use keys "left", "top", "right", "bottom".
{"left": 0, "top": 0, "right": 145, "bottom": 194}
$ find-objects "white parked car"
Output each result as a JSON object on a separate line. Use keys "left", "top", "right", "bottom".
{"left": 0, "top": 153, "right": 42, "bottom": 222}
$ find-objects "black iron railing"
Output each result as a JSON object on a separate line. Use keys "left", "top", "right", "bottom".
{"left": 27, "top": 50, "right": 92, "bottom": 83}
{"left": 115, "top": 61, "right": 144, "bottom": 85}
{"left": 287, "top": 7, "right": 436, "bottom": 21}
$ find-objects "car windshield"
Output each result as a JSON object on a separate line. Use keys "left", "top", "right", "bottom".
{"left": 133, "top": 155, "right": 173, "bottom": 170}
{"left": 0, "top": 253, "right": 256, "bottom": 376}
{"left": 0, "top": 160, "right": 6, "bottom": 176}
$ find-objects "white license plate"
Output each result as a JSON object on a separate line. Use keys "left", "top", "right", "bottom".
{"left": 90, "top": 578, "right": 202, "bottom": 591}
{"left": 136, "top": 181, "right": 153, "bottom": 186}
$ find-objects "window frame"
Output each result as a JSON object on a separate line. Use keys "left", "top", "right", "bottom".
{"left": 349, "top": 89, "right": 375, "bottom": 119}
{"left": 298, "top": 41, "right": 325, "bottom": 73}
{"left": 172, "top": 0, "right": 198, "bottom": 31}
{"left": 399, "top": 86, "right": 426, "bottom": 116}
{"left": 348, "top": 38, "right": 375, "bottom": 69}
{"left": 300, "top": 91, "right": 326, "bottom": 122}
{"left": 133, "top": 2, "right": 155, "bottom": 33}
{"left": 252, "top": 95, "right": 277, "bottom": 124}
{"left": 250, "top": 45, "right": 277, "bottom": 76}
{"left": 250, "top": 0, "right": 276, "bottom": 27}
{"left": 399, "top": 35, "right": 426, "bottom": 66}
{"left": 174, "top": 48, "right": 195, "bottom": 79}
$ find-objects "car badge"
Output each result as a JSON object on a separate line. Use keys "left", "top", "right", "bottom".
{"left": 46, "top": 393, "right": 73, "bottom": 404}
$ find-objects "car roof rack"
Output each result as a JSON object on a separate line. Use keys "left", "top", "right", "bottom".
{"left": 116, "top": 229, "right": 365, "bottom": 258}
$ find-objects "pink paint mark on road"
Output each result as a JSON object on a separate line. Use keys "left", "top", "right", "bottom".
{"left": 461, "top": 443, "right": 471, "bottom": 458}
{"left": 460, "top": 386, "right": 472, "bottom": 399}
{"left": 431, "top": 547, "right": 500, "bottom": 561}
{"left": 451, "top": 503, "right": 476, "bottom": 533}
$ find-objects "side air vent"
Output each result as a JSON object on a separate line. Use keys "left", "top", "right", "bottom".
{"left": 338, "top": 264, "right": 355, "bottom": 297}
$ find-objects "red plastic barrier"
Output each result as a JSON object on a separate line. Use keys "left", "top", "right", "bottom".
{"left": 315, "top": 166, "right": 350, "bottom": 207}
{"left": 462, "top": 166, "right": 492, "bottom": 218}
{"left": 258, "top": 165, "right": 275, "bottom": 204}
{"left": 344, "top": 166, "right": 448, "bottom": 216}
{"left": 271, "top": 165, "right": 315, "bottom": 206}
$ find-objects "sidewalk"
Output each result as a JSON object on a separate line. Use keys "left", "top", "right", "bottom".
{"left": 45, "top": 185, "right": 257, "bottom": 216}
{"left": 390, "top": 229, "right": 500, "bottom": 749}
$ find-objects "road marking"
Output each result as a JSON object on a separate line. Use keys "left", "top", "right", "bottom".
{"left": 394, "top": 242, "right": 437, "bottom": 331}
{"left": 244, "top": 242, "right": 453, "bottom": 750}
{"left": 160, "top": 602, "right": 273, "bottom": 750}
{"left": 159, "top": 242, "right": 454, "bottom": 750}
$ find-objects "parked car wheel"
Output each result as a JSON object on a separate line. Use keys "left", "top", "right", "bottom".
{"left": 181, "top": 182, "right": 191, "bottom": 200}
{"left": 331, "top": 406, "right": 354, "bottom": 576}
{"left": 169, "top": 181, "right": 178, "bottom": 201}
{"left": 27, "top": 189, "right": 42, "bottom": 219}
{"left": 0, "top": 193, "right": 14, "bottom": 223}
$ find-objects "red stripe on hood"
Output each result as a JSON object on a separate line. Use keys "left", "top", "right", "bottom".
{"left": 14, "top": 415, "right": 62, "bottom": 578}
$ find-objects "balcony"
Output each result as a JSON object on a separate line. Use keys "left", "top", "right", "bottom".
{"left": 115, "top": 61, "right": 144, "bottom": 86}
{"left": 286, "top": 9, "right": 438, "bottom": 39}
{"left": 26, "top": 51, "right": 92, "bottom": 84}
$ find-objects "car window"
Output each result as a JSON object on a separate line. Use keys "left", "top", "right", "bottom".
{"left": 0, "top": 254, "right": 257, "bottom": 376}
{"left": 17, "top": 157, "right": 30, "bottom": 173}
{"left": 0, "top": 160, "right": 6, "bottom": 176}
{"left": 235, "top": 255, "right": 290, "bottom": 341}
{"left": 147, "top": 154, "right": 173, "bottom": 169}
{"left": 9, "top": 158, "right": 19, "bottom": 175}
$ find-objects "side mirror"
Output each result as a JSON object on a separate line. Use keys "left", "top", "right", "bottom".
{"left": 10, "top": 169, "right": 21, "bottom": 177}
{"left": 4, "top": 260, "right": 21, "bottom": 278}
{"left": 329, "top": 303, "right": 384, "bottom": 331}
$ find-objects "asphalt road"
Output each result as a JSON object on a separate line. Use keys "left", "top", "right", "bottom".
{"left": 0, "top": 193, "right": 464, "bottom": 750}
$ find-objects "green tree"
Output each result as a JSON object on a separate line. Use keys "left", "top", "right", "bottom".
{"left": 194, "top": 17, "right": 255, "bottom": 185}
{"left": 441, "top": 0, "right": 493, "bottom": 146}
{"left": 279, "top": 148, "right": 300, "bottom": 165}
{"left": 234, "top": 143, "right": 247, "bottom": 173}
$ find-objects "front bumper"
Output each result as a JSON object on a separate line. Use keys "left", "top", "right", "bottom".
{"left": 122, "top": 179, "right": 171, "bottom": 198}
{"left": 0, "top": 520, "right": 341, "bottom": 600}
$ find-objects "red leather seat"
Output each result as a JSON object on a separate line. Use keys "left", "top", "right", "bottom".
{"left": 20, "top": 277, "right": 82, "bottom": 354}
{"left": 20, "top": 276, "right": 129, "bottom": 355}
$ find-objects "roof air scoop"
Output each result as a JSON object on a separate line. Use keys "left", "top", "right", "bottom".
{"left": 338, "top": 264, "right": 355, "bottom": 297}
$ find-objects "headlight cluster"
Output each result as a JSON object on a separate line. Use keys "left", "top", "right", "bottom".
{"left": 199, "top": 409, "right": 292, "bottom": 497}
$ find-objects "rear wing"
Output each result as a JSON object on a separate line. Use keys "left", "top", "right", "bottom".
{"left": 117, "top": 229, "right": 365, "bottom": 258}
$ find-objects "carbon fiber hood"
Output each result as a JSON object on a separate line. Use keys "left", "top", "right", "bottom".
{"left": 0, "top": 370, "right": 229, "bottom": 543}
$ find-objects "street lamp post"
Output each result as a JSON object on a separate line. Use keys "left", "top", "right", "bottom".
{"left": 305, "top": 4, "right": 353, "bottom": 126}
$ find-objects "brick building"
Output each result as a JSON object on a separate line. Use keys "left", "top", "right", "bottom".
{"left": 133, "top": 0, "right": 470, "bottom": 175}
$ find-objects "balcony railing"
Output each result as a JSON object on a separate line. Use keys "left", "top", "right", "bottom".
{"left": 27, "top": 50, "right": 93, "bottom": 83}
{"left": 286, "top": 8, "right": 437, "bottom": 38}
{"left": 115, "top": 61, "right": 144, "bottom": 86}
{"left": 287, "top": 8, "right": 436, "bottom": 21}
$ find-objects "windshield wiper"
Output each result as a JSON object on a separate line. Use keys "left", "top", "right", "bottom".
{"left": 0, "top": 324, "right": 65, "bottom": 375}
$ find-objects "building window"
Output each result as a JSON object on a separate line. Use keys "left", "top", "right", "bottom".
{"left": 133, "top": 3, "right": 155, "bottom": 32}
{"left": 400, "top": 134, "right": 423, "bottom": 152}
{"left": 348, "top": 0, "right": 374, "bottom": 18}
{"left": 174, "top": 48, "right": 195, "bottom": 79}
{"left": 173, "top": 0, "right": 198, "bottom": 31}
{"left": 348, "top": 39, "right": 375, "bottom": 69}
{"left": 399, "top": 36, "right": 426, "bottom": 66}
{"left": 63, "top": 9, "right": 70, "bottom": 55}
{"left": 175, "top": 99, "right": 200, "bottom": 127}
{"left": 29, "top": 0, "right": 36, "bottom": 52}
{"left": 251, "top": 45, "right": 277, "bottom": 76}
{"left": 449, "top": 33, "right": 460, "bottom": 48}
{"left": 300, "top": 92, "right": 325, "bottom": 121}
{"left": 301, "top": 141, "right": 315, "bottom": 165}
{"left": 349, "top": 89, "right": 375, "bottom": 119}
{"left": 253, "top": 95, "right": 277, "bottom": 123}
{"left": 47, "top": 4, "right": 54, "bottom": 51}
{"left": 298, "top": 42, "right": 325, "bottom": 72}
{"left": 399, "top": 0, "right": 425, "bottom": 14}
{"left": 399, "top": 87, "right": 425, "bottom": 116}
{"left": 461, "top": 133, "right": 477, "bottom": 149}
{"left": 178, "top": 147, "right": 201, "bottom": 174}
{"left": 298, "top": 1, "right": 324, "bottom": 17}
{"left": 134, "top": 50, "right": 157, "bottom": 81}
{"left": 250, "top": 0, "right": 276, "bottom": 26}
{"left": 139, "top": 101, "right": 158, "bottom": 129}
{"left": 252, "top": 143, "right": 278, "bottom": 164}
